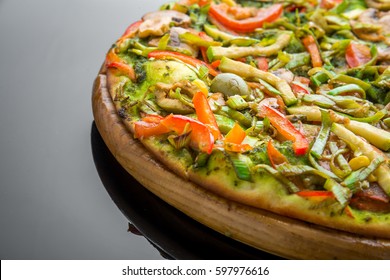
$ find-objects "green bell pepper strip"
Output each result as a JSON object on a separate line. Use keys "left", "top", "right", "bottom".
{"left": 302, "top": 94, "right": 336, "bottom": 108}
{"left": 219, "top": 106, "right": 252, "bottom": 128}
{"left": 331, "top": 74, "right": 371, "bottom": 91}
{"left": 179, "top": 32, "right": 222, "bottom": 48}
{"left": 203, "top": 24, "right": 236, "bottom": 42}
{"left": 326, "top": 84, "right": 366, "bottom": 99}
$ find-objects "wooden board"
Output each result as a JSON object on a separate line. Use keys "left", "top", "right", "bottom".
{"left": 92, "top": 72, "right": 390, "bottom": 259}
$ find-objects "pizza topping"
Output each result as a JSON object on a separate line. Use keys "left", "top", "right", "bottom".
{"left": 148, "top": 50, "right": 219, "bottom": 76}
{"left": 259, "top": 105, "right": 309, "bottom": 156}
{"left": 208, "top": 3, "right": 283, "bottom": 33}
{"left": 154, "top": 82, "right": 195, "bottom": 114}
{"left": 107, "top": 0, "right": 390, "bottom": 217}
{"left": 210, "top": 73, "right": 250, "bottom": 97}
{"left": 138, "top": 10, "right": 191, "bottom": 38}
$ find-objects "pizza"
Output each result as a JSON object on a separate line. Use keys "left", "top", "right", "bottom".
{"left": 94, "top": 0, "right": 390, "bottom": 241}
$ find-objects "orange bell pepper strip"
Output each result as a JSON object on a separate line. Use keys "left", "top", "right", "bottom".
{"left": 267, "top": 140, "right": 288, "bottom": 168}
{"left": 223, "top": 122, "right": 252, "bottom": 152}
{"left": 148, "top": 50, "right": 219, "bottom": 76}
{"left": 208, "top": 3, "right": 283, "bottom": 33}
{"left": 260, "top": 105, "right": 309, "bottom": 156}
{"left": 192, "top": 91, "right": 222, "bottom": 140}
{"left": 224, "top": 122, "right": 246, "bottom": 144}
{"left": 302, "top": 35, "right": 322, "bottom": 68}
{"left": 345, "top": 42, "right": 372, "bottom": 68}
{"left": 161, "top": 114, "right": 215, "bottom": 154}
{"left": 133, "top": 120, "right": 171, "bottom": 139}
{"left": 105, "top": 49, "right": 136, "bottom": 81}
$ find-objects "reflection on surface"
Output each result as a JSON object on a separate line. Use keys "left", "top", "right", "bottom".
{"left": 91, "top": 122, "right": 282, "bottom": 260}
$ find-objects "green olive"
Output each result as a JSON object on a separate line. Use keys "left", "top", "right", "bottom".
{"left": 210, "top": 73, "right": 250, "bottom": 97}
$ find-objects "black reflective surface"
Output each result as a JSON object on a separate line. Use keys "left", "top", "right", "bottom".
{"left": 0, "top": 0, "right": 281, "bottom": 260}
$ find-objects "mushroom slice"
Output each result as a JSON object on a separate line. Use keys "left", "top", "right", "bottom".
{"left": 138, "top": 10, "right": 191, "bottom": 38}
{"left": 154, "top": 82, "right": 197, "bottom": 114}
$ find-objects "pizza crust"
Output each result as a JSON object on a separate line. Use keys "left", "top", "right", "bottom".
{"left": 92, "top": 69, "right": 390, "bottom": 259}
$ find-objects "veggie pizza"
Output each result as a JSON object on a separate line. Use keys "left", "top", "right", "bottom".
{"left": 97, "top": 0, "right": 390, "bottom": 239}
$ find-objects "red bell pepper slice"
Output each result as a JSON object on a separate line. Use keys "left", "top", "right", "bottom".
{"left": 118, "top": 20, "right": 143, "bottom": 42}
{"left": 148, "top": 50, "right": 219, "bottom": 76}
{"left": 345, "top": 42, "right": 372, "bottom": 68}
{"left": 260, "top": 105, "right": 309, "bottom": 156}
{"left": 255, "top": 57, "right": 268, "bottom": 71}
{"left": 161, "top": 114, "right": 214, "bottom": 154}
{"left": 302, "top": 35, "right": 322, "bottom": 68}
{"left": 320, "top": 0, "right": 343, "bottom": 9}
{"left": 208, "top": 3, "right": 283, "bottom": 33}
{"left": 297, "top": 190, "right": 335, "bottom": 198}
{"left": 192, "top": 91, "right": 222, "bottom": 140}
{"left": 267, "top": 140, "right": 288, "bottom": 168}
{"left": 105, "top": 49, "right": 136, "bottom": 81}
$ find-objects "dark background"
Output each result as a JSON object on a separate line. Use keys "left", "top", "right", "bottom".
{"left": 0, "top": 0, "right": 168, "bottom": 259}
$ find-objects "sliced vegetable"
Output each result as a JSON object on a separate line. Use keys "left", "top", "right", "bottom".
{"left": 210, "top": 73, "right": 250, "bottom": 97}
{"left": 105, "top": 49, "right": 136, "bottom": 81}
{"left": 226, "top": 95, "right": 248, "bottom": 110}
{"left": 161, "top": 114, "right": 215, "bottom": 154}
{"left": 267, "top": 140, "right": 288, "bottom": 168}
{"left": 326, "top": 84, "right": 366, "bottom": 99}
{"left": 302, "top": 35, "right": 323, "bottom": 68}
{"left": 323, "top": 178, "right": 352, "bottom": 207}
{"left": 208, "top": 3, "right": 283, "bottom": 33}
{"left": 342, "top": 157, "right": 385, "bottom": 190}
{"left": 207, "top": 32, "right": 292, "bottom": 60}
{"left": 297, "top": 190, "right": 334, "bottom": 198}
{"left": 148, "top": 50, "right": 218, "bottom": 76}
{"left": 253, "top": 164, "right": 300, "bottom": 193}
{"left": 349, "top": 155, "right": 370, "bottom": 171}
{"left": 345, "top": 120, "right": 390, "bottom": 151}
{"left": 133, "top": 120, "right": 171, "bottom": 139}
{"left": 193, "top": 91, "right": 222, "bottom": 140}
{"left": 203, "top": 24, "right": 237, "bottom": 41}
{"left": 260, "top": 105, "right": 309, "bottom": 156}
{"left": 218, "top": 57, "right": 297, "bottom": 106}
{"left": 345, "top": 42, "right": 372, "bottom": 68}
{"left": 117, "top": 20, "right": 143, "bottom": 43}
{"left": 228, "top": 152, "right": 252, "bottom": 181}
{"left": 179, "top": 32, "right": 222, "bottom": 48}
{"left": 310, "top": 110, "right": 332, "bottom": 159}
{"left": 331, "top": 123, "right": 390, "bottom": 194}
